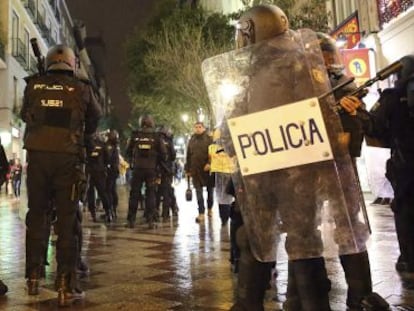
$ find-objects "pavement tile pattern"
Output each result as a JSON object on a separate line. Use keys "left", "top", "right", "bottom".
{"left": 0, "top": 184, "right": 414, "bottom": 310}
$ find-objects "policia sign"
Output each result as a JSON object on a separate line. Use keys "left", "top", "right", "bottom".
{"left": 227, "top": 97, "right": 333, "bottom": 176}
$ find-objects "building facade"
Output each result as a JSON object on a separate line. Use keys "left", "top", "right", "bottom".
{"left": 0, "top": 0, "right": 107, "bottom": 161}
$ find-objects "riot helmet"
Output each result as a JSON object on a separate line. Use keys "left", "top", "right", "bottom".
{"left": 159, "top": 125, "right": 172, "bottom": 138}
{"left": 235, "top": 4, "right": 289, "bottom": 49}
{"left": 317, "top": 32, "right": 344, "bottom": 76}
{"left": 395, "top": 54, "right": 414, "bottom": 89}
{"left": 46, "top": 44, "right": 77, "bottom": 72}
{"left": 139, "top": 114, "right": 155, "bottom": 128}
{"left": 107, "top": 129, "right": 120, "bottom": 144}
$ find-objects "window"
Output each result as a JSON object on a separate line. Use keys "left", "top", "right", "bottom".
{"left": 12, "top": 11, "right": 19, "bottom": 54}
{"left": 24, "top": 29, "right": 30, "bottom": 66}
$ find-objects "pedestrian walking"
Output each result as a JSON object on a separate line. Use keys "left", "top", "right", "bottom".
{"left": 185, "top": 122, "right": 214, "bottom": 223}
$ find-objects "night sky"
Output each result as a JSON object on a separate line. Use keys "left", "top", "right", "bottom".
{"left": 66, "top": 0, "right": 154, "bottom": 125}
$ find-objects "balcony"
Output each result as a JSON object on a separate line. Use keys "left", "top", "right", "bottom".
{"left": 22, "top": 0, "right": 37, "bottom": 20}
{"left": 11, "top": 38, "right": 28, "bottom": 68}
{"left": 377, "top": 0, "right": 414, "bottom": 28}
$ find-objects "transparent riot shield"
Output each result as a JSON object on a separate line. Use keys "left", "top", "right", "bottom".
{"left": 201, "top": 29, "right": 370, "bottom": 262}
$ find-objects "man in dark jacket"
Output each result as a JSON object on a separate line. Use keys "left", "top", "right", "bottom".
{"left": 185, "top": 121, "right": 214, "bottom": 223}
{"left": 21, "top": 44, "right": 102, "bottom": 306}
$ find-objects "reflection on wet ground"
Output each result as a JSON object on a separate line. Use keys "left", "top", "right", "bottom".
{"left": 0, "top": 183, "right": 413, "bottom": 310}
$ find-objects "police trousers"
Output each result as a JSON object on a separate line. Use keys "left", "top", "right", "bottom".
{"left": 25, "top": 151, "right": 80, "bottom": 276}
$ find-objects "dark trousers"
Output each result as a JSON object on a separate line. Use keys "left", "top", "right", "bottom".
{"left": 106, "top": 173, "right": 119, "bottom": 213}
{"left": 25, "top": 151, "right": 80, "bottom": 277}
{"left": 87, "top": 170, "right": 112, "bottom": 217}
{"left": 157, "top": 174, "right": 173, "bottom": 217}
{"left": 127, "top": 168, "right": 158, "bottom": 223}
{"left": 195, "top": 185, "right": 214, "bottom": 215}
{"left": 393, "top": 196, "right": 414, "bottom": 270}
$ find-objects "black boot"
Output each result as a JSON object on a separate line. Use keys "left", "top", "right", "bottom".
{"left": 340, "top": 251, "right": 389, "bottom": 311}
{"left": 0, "top": 280, "right": 8, "bottom": 296}
{"left": 26, "top": 268, "right": 40, "bottom": 296}
{"left": 56, "top": 273, "right": 84, "bottom": 307}
{"left": 290, "top": 257, "right": 331, "bottom": 311}
{"left": 230, "top": 226, "right": 272, "bottom": 311}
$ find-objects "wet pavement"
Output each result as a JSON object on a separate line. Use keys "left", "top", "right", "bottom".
{"left": 1, "top": 182, "right": 414, "bottom": 310}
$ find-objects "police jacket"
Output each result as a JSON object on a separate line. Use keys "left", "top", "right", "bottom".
{"left": 125, "top": 127, "right": 167, "bottom": 170}
{"left": 359, "top": 87, "right": 414, "bottom": 166}
{"left": 185, "top": 131, "right": 213, "bottom": 187}
{"left": 106, "top": 142, "right": 120, "bottom": 178}
{"left": 159, "top": 133, "right": 176, "bottom": 175}
{"left": 331, "top": 73, "right": 365, "bottom": 157}
{"left": 86, "top": 138, "right": 109, "bottom": 173}
{"left": 20, "top": 70, "right": 102, "bottom": 154}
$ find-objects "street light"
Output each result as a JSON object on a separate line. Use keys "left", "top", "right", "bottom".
{"left": 197, "top": 108, "right": 205, "bottom": 122}
{"left": 181, "top": 113, "right": 189, "bottom": 123}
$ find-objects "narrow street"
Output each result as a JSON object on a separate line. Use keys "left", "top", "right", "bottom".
{"left": 0, "top": 182, "right": 413, "bottom": 310}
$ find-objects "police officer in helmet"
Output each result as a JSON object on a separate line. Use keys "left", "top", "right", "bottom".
{"left": 315, "top": 32, "right": 390, "bottom": 311}
{"left": 341, "top": 54, "right": 414, "bottom": 287}
{"left": 21, "top": 44, "right": 102, "bottom": 306}
{"left": 125, "top": 114, "right": 167, "bottom": 229}
{"left": 230, "top": 5, "right": 295, "bottom": 311}
{"left": 106, "top": 129, "right": 120, "bottom": 219}
{"left": 156, "top": 125, "right": 177, "bottom": 220}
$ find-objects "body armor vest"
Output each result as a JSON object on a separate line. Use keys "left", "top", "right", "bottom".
{"left": 87, "top": 141, "right": 107, "bottom": 172}
{"left": 132, "top": 131, "right": 158, "bottom": 169}
{"left": 23, "top": 74, "right": 86, "bottom": 154}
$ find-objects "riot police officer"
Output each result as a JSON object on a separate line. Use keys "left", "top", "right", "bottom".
{"left": 21, "top": 44, "right": 102, "bottom": 306}
{"left": 106, "top": 129, "right": 120, "bottom": 219}
{"left": 230, "top": 5, "right": 331, "bottom": 310}
{"left": 156, "top": 125, "right": 176, "bottom": 220}
{"left": 86, "top": 132, "right": 113, "bottom": 223}
{"left": 311, "top": 32, "right": 389, "bottom": 311}
{"left": 202, "top": 4, "right": 374, "bottom": 311}
{"left": 341, "top": 54, "right": 414, "bottom": 281}
{"left": 125, "top": 115, "right": 167, "bottom": 228}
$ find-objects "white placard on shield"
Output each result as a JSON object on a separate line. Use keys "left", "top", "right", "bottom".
{"left": 227, "top": 97, "right": 333, "bottom": 176}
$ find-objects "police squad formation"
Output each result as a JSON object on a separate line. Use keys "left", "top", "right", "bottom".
{"left": 1, "top": 2, "right": 414, "bottom": 311}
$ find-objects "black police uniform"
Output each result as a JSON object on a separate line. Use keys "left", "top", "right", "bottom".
{"left": 86, "top": 136, "right": 113, "bottom": 222}
{"left": 106, "top": 138, "right": 120, "bottom": 219}
{"left": 358, "top": 67, "right": 414, "bottom": 274}
{"left": 156, "top": 131, "right": 176, "bottom": 219}
{"left": 21, "top": 70, "right": 102, "bottom": 298}
{"left": 126, "top": 127, "right": 167, "bottom": 228}
{"left": 327, "top": 72, "right": 389, "bottom": 310}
